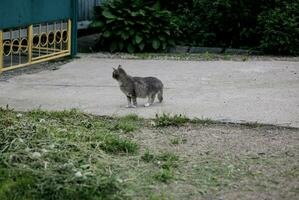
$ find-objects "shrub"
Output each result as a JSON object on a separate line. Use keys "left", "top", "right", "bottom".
{"left": 257, "top": 2, "right": 299, "bottom": 55}
{"left": 163, "top": 0, "right": 299, "bottom": 54}
{"left": 91, "top": 0, "right": 178, "bottom": 53}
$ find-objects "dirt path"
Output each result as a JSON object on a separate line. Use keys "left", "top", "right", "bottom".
{"left": 134, "top": 124, "right": 299, "bottom": 200}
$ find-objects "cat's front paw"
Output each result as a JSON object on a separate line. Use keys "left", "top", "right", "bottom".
{"left": 144, "top": 103, "right": 151, "bottom": 107}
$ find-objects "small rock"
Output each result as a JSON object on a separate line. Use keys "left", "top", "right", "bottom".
{"left": 16, "top": 113, "right": 23, "bottom": 118}
{"left": 150, "top": 121, "right": 156, "bottom": 126}
{"left": 75, "top": 171, "right": 83, "bottom": 178}
{"left": 44, "top": 161, "right": 48, "bottom": 169}
{"left": 116, "top": 178, "right": 123, "bottom": 183}
{"left": 41, "top": 148, "right": 48, "bottom": 153}
{"left": 32, "top": 152, "right": 41, "bottom": 159}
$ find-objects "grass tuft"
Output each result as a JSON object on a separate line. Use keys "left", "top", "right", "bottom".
{"left": 141, "top": 150, "right": 179, "bottom": 183}
{"left": 154, "top": 113, "right": 214, "bottom": 127}
{"left": 190, "top": 117, "right": 214, "bottom": 125}
{"left": 141, "top": 149, "right": 155, "bottom": 162}
{"left": 154, "top": 113, "right": 189, "bottom": 127}
{"left": 108, "top": 114, "right": 142, "bottom": 133}
{"left": 99, "top": 133, "right": 139, "bottom": 154}
{"left": 170, "top": 137, "right": 187, "bottom": 145}
{"left": 154, "top": 169, "right": 174, "bottom": 183}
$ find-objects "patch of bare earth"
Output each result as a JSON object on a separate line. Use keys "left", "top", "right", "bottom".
{"left": 133, "top": 124, "right": 299, "bottom": 200}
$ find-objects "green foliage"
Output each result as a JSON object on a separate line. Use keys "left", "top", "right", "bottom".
{"left": 163, "top": 0, "right": 299, "bottom": 55}
{"left": 170, "top": 137, "right": 187, "bottom": 145}
{"left": 257, "top": 2, "right": 299, "bottom": 55}
{"left": 0, "top": 109, "right": 144, "bottom": 200}
{"left": 154, "top": 169, "right": 174, "bottom": 183}
{"left": 99, "top": 133, "right": 139, "bottom": 154}
{"left": 141, "top": 149, "right": 155, "bottom": 162}
{"left": 141, "top": 150, "right": 179, "bottom": 182}
{"left": 91, "top": 0, "right": 178, "bottom": 53}
{"left": 157, "top": 152, "right": 179, "bottom": 170}
{"left": 154, "top": 113, "right": 189, "bottom": 127}
{"left": 108, "top": 114, "right": 142, "bottom": 133}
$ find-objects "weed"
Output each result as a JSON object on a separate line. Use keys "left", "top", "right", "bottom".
{"left": 223, "top": 54, "right": 232, "bottom": 60}
{"left": 141, "top": 149, "right": 155, "bottom": 162}
{"left": 204, "top": 51, "right": 211, "bottom": 60}
{"left": 241, "top": 56, "right": 248, "bottom": 61}
{"left": 154, "top": 169, "right": 174, "bottom": 183}
{"left": 108, "top": 114, "right": 142, "bottom": 133}
{"left": 190, "top": 117, "right": 214, "bottom": 125}
{"left": 141, "top": 150, "right": 179, "bottom": 183}
{"left": 242, "top": 121, "right": 262, "bottom": 128}
{"left": 154, "top": 113, "right": 189, "bottom": 127}
{"left": 99, "top": 133, "right": 139, "bottom": 154}
{"left": 170, "top": 137, "right": 187, "bottom": 145}
{"left": 156, "top": 152, "right": 179, "bottom": 170}
{"left": 120, "top": 114, "right": 142, "bottom": 121}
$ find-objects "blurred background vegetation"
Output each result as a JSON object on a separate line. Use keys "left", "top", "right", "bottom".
{"left": 91, "top": 0, "right": 299, "bottom": 55}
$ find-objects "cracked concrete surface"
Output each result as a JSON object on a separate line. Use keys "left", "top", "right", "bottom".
{"left": 0, "top": 56, "right": 299, "bottom": 127}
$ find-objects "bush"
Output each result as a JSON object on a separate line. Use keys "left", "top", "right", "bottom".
{"left": 257, "top": 2, "right": 299, "bottom": 55}
{"left": 164, "top": 0, "right": 299, "bottom": 55}
{"left": 91, "top": 0, "right": 299, "bottom": 55}
{"left": 91, "top": 0, "right": 178, "bottom": 53}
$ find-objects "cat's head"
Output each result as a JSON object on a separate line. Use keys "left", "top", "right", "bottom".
{"left": 112, "top": 65, "right": 126, "bottom": 80}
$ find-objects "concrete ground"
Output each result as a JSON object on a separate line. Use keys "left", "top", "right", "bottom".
{"left": 0, "top": 55, "right": 299, "bottom": 127}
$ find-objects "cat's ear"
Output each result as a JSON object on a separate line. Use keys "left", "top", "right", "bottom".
{"left": 112, "top": 67, "right": 116, "bottom": 71}
{"left": 118, "top": 65, "right": 122, "bottom": 69}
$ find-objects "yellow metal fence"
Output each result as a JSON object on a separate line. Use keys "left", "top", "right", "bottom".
{"left": 0, "top": 19, "right": 71, "bottom": 73}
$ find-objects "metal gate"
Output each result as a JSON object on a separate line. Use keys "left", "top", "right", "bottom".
{"left": 0, "top": 0, "right": 78, "bottom": 73}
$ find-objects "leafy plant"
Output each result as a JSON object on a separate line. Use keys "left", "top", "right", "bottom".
{"left": 162, "top": 0, "right": 299, "bottom": 55}
{"left": 154, "top": 169, "right": 174, "bottom": 183}
{"left": 91, "top": 0, "right": 178, "bottom": 53}
{"left": 257, "top": 1, "right": 299, "bottom": 55}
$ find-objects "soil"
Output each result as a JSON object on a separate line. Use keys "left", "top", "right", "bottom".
{"left": 133, "top": 124, "right": 299, "bottom": 200}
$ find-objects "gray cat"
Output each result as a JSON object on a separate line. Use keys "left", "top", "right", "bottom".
{"left": 112, "top": 65, "right": 163, "bottom": 108}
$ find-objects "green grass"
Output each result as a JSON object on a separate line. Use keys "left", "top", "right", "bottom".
{"left": 154, "top": 113, "right": 189, "bottom": 127}
{"left": 170, "top": 137, "right": 187, "bottom": 145}
{"left": 1, "top": 108, "right": 297, "bottom": 199}
{"left": 0, "top": 109, "right": 185, "bottom": 200}
{"left": 154, "top": 113, "right": 214, "bottom": 127}
{"left": 154, "top": 168, "right": 174, "bottom": 183}
{"left": 0, "top": 109, "right": 147, "bottom": 200}
{"left": 108, "top": 114, "right": 142, "bottom": 133}
{"left": 141, "top": 150, "right": 179, "bottom": 183}
{"left": 126, "top": 52, "right": 254, "bottom": 62}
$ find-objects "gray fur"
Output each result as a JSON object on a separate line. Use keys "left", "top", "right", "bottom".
{"left": 112, "top": 65, "right": 164, "bottom": 107}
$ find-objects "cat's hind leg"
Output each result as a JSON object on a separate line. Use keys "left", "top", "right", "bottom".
{"left": 157, "top": 89, "right": 163, "bottom": 103}
{"left": 132, "top": 96, "right": 137, "bottom": 107}
{"left": 144, "top": 94, "right": 155, "bottom": 107}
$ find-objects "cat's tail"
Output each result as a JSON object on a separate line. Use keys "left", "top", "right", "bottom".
{"left": 157, "top": 89, "right": 163, "bottom": 103}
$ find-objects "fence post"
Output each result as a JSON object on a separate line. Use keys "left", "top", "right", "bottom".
{"left": 71, "top": 0, "right": 78, "bottom": 57}
{"left": 27, "top": 25, "right": 33, "bottom": 63}
{"left": 68, "top": 19, "right": 72, "bottom": 53}
{"left": 0, "top": 30, "right": 3, "bottom": 73}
